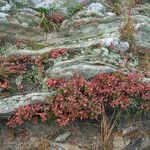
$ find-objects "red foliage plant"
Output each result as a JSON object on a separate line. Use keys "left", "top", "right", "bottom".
{"left": 50, "top": 48, "right": 67, "bottom": 59}
{"left": 7, "top": 103, "right": 50, "bottom": 128}
{"left": 7, "top": 72, "right": 150, "bottom": 127}
{"left": 0, "top": 81, "right": 9, "bottom": 89}
{"left": 0, "top": 55, "right": 29, "bottom": 77}
{"left": 48, "top": 15, "right": 64, "bottom": 24}
{"left": 50, "top": 72, "right": 150, "bottom": 126}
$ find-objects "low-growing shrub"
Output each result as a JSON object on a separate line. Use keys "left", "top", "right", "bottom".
{"left": 49, "top": 48, "right": 67, "bottom": 59}
{"left": 50, "top": 72, "right": 150, "bottom": 125}
{"left": 7, "top": 103, "right": 51, "bottom": 128}
{"left": 7, "top": 72, "right": 150, "bottom": 127}
{"left": 51, "top": 75, "right": 103, "bottom": 125}
{"left": 48, "top": 15, "right": 64, "bottom": 24}
{"left": 38, "top": 7, "right": 65, "bottom": 32}
{"left": 0, "top": 56, "right": 27, "bottom": 77}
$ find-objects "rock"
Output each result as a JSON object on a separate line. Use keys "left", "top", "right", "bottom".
{"left": 35, "top": 0, "right": 54, "bottom": 8}
{"left": 0, "top": 92, "right": 51, "bottom": 117}
{"left": 47, "top": 56, "right": 116, "bottom": 80}
{"left": 0, "top": 12, "right": 9, "bottom": 22}
{"left": 75, "top": 0, "right": 87, "bottom": 4}
{"left": 21, "top": 8, "right": 40, "bottom": 16}
{"left": 122, "top": 125, "right": 138, "bottom": 135}
{"left": 133, "top": 15, "right": 150, "bottom": 24}
{"left": 1, "top": 3, "right": 11, "bottom": 12}
{"left": 133, "top": 3, "right": 150, "bottom": 17}
{"left": 86, "top": 2, "right": 106, "bottom": 13}
{"left": 0, "top": 0, "right": 149, "bottom": 125}
{"left": 142, "top": 78, "right": 150, "bottom": 83}
{"left": 101, "top": 38, "right": 130, "bottom": 52}
{"left": 55, "top": 132, "right": 71, "bottom": 143}
{"left": 118, "top": 41, "right": 130, "bottom": 52}
{"left": 1, "top": 135, "right": 83, "bottom": 150}
{"left": 134, "top": 23, "right": 150, "bottom": 49}
{"left": 29, "top": 0, "right": 43, "bottom": 5}
{"left": 0, "top": 6, "right": 44, "bottom": 47}
{"left": 139, "top": 136, "right": 150, "bottom": 150}
{"left": 0, "top": 0, "right": 7, "bottom": 7}
{"left": 105, "top": 12, "right": 116, "bottom": 16}
{"left": 102, "top": 38, "right": 119, "bottom": 47}
{"left": 115, "top": 120, "right": 150, "bottom": 150}
{"left": 113, "top": 136, "right": 131, "bottom": 150}
{"left": 22, "top": 137, "right": 83, "bottom": 150}
{"left": 28, "top": 137, "right": 41, "bottom": 149}
{"left": 50, "top": 142, "right": 82, "bottom": 150}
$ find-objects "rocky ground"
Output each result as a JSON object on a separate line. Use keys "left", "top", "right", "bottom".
{"left": 0, "top": 0, "right": 150, "bottom": 150}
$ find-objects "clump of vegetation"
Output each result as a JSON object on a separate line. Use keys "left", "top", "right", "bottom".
{"left": 0, "top": 56, "right": 27, "bottom": 78}
{"left": 37, "top": 7, "right": 49, "bottom": 14}
{"left": 0, "top": 55, "right": 31, "bottom": 97}
{"left": 7, "top": 103, "right": 51, "bottom": 128}
{"left": 0, "top": 47, "right": 69, "bottom": 97}
{"left": 7, "top": 72, "right": 150, "bottom": 128}
{"left": 106, "top": 0, "right": 122, "bottom": 15}
{"left": 15, "top": 38, "right": 47, "bottom": 50}
{"left": 67, "top": 3, "right": 84, "bottom": 17}
{"left": 100, "top": 109, "right": 120, "bottom": 150}
{"left": 6, "top": 72, "right": 150, "bottom": 150}
{"left": 37, "top": 7, "right": 65, "bottom": 32}
{"left": 119, "top": 16, "right": 135, "bottom": 42}
{"left": 51, "top": 72, "right": 150, "bottom": 125}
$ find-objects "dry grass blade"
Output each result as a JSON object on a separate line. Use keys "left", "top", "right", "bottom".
{"left": 105, "top": 1, "right": 122, "bottom": 15}
{"left": 119, "top": 16, "right": 135, "bottom": 41}
{"left": 100, "top": 104, "right": 121, "bottom": 150}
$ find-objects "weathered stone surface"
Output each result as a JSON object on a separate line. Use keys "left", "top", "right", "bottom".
{"left": 101, "top": 38, "right": 129, "bottom": 52}
{"left": 1, "top": 3, "right": 11, "bottom": 12}
{"left": 113, "top": 136, "right": 131, "bottom": 150}
{"left": 139, "top": 136, "right": 150, "bottom": 150}
{"left": 134, "top": 23, "right": 150, "bottom": 49}
{"left": 0, "top": 92, "right": 50, "bottom": 117}
{"left": 50, "top": 142, "right": 83, "bottom": 150}
{"left": 47, "top": 56, "right": 116, "bottom": 79}
{"left": 55, "top": 132, "right": 71, "bottom": 143}
{"left": 35, "top": 0, "right": 54, "bottom": 8}
{"left": 1, "top": 136, "right": 83, "bottom": 150}
{"left": 0, "top": 0, "right": 45, "bottom": 46}
{"left": 86, "top": 2, "right": 106, "bottom": 13}
{"left": 115, "top": 120, "right": 150, "bottom": 150}
{"left": 0, "top": 12, "right": 8, "bottom": 22}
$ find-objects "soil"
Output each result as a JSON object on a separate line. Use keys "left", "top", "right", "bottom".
{"left": 0, "top": 119, "right": 102, "bottom": 150}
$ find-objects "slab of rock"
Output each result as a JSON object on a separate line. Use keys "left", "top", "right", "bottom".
{"left": 113, "top": 136, "right": 131, "bottom": 150}
{"left": 35, "top": 0, "right": 54, "bottom": 8}
{"left": 50, "top": 142, "right": 82, "bottom": 150}
{"left": 1, "top": 3, "right": 11, "bottom": 12}
{"left": 0, "top": 92, "right": 50, "bottom": 118}
{"left": 24, "top": 137, "right": 83, "bottom": 150}
{"left": 47, "top": 56, "right": 116, "bottom": 79}
{"left": 0, "top": 12, "right": 9, "bottom": 22}
{"left": 139, "top": 136, "right": 150, "bottom": 150}
{"left": 101, "top": 38, "right": 129, "bottom": 52}
{"left": 134, "top": 23, "right": 150, "bottom": 49}
{"left": 0, "top": 1, "right": 45, "bottom": 47}
{"left": 55, "top": 132, "right": 71, "bottom": 143}
{"left": 86, "top": 2, "right": 106, "bottom": 13}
